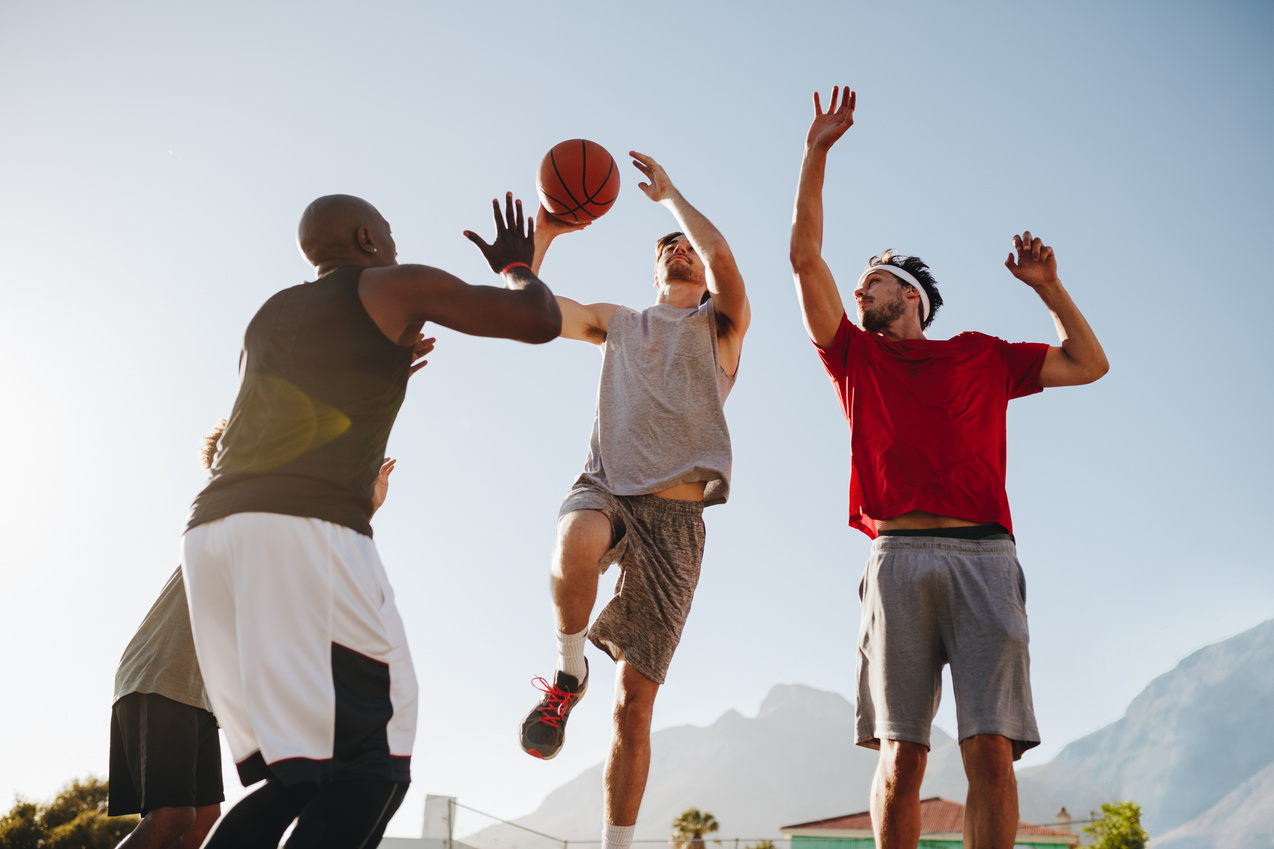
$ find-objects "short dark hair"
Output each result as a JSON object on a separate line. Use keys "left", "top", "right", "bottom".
{"left": 867, "top": 249, "right": 943, "bottom": 329}
{"left": 654, "top": 231, "right": 685, "bottom": 256}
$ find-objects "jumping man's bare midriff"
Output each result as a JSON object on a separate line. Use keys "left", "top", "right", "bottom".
{"left": 654, "top": 481, "right": 706, "bottom": 502}
{"left": 876, "top": 509, "right": 985, "bottom": 532}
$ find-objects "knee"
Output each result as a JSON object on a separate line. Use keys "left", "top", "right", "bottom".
{"left": 613, "top": 678, "right": 657, "bottom": 737}
{"left": 961, "top": 735, "right": 1016, "bottom": 787}
{"left": 555, "top": 511, "right": 613, "bottom": 567}
{"left": 144, "top": 805, "right": 197, "bottom": 832}
{"left": 879, "top": 740, "right": 927, "bottom": 789}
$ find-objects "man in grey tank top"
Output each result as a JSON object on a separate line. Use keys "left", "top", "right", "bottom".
{"left": 519, "top": 151, "right": 750, "bottom": 849}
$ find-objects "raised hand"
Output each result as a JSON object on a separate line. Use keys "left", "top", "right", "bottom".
{"left": 408, "top": 333, "right": 436, "bottom": 377}
{"left": 807, "top": 86, "right": 856, "bottom": 151}
{"left": 1004, "top": 230, "right": 1060, "bottom": 290}
{"left": 630, "top": 151, "right": 679, "bottom": 203}
{"left": 464, "top": 192, "right": 536, "bottom": 273}
{"left": 371, "top": 457, "right": 396, "bottom": 513}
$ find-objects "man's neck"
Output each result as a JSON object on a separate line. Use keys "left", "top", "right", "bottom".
{"left": 876, "top": 318, "right": 926, "bottom": 341}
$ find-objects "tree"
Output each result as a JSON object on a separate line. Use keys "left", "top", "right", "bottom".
{"left": 671, "top": 808, "right": 720, "bottom": 849}
{"left": 1082, "top": 802, "right": 1148, "bottom": 849}
{"left": 746, "top": 841, "right": 775, "bottom": 849}
{"left": 0, "top": 777, "right": 138, "bottom": 849}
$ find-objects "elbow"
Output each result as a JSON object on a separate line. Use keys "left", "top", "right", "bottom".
{"left": 789, "top": 243, "right": 818, "bottom": 274}
{"left": 522, "top": 305, "right": 562, "bottom": 345}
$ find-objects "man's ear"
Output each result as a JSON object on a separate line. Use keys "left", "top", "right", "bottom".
{"left": 356, "top": 226, "right": 378, "bottom": 255}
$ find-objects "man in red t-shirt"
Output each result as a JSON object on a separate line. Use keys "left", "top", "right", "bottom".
{"left": 789, "top": 86, "right": 1108, "bottom": 849}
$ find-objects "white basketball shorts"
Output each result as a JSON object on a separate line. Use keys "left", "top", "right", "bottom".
{"left": 181, "top": 513, "right": 417, "bottom": 786}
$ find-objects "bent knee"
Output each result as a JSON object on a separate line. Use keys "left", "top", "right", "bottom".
{"left": 556, "top": 510, "right": 614, "bottom": 558}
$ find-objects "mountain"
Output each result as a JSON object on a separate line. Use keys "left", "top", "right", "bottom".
{"left": 463, "top": 619, "right": 1274, "bottom": 848}
{"left": 464, "top": 684, "right": 969, "bottom": 848}
{"left": 1153, "top": 760, "right": 1274, "bottom": 849}
{"left": 1015, "top": 617, "right": 1274, "bottom": 836}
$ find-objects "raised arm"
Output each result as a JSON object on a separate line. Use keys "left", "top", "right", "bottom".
{"left": 630, "top": 151, "right": 750, "bottom": 371}
{"left": 1005, "top": 231, "right": 1109, "bottom": 387}
{"left": 531, "top": 205, "right": 617, "bottom": 345}
{"left": 790, "top": 86, "right": 855, "bottom": 348}
{"left": 359, "top": 193, "right": 562, "bottom": 345}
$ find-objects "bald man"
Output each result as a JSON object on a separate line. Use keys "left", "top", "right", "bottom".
{"left": 181, "top": 193, "right": 560, "bottom": 849}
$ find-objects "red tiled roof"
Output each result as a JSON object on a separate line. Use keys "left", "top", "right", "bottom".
{"left": 781, "top": 797, "right": 1076, "bottom": 838}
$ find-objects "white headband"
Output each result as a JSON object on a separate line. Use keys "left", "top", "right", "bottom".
{"left": 857, "top": 265, "right": 931, "bottom": 324}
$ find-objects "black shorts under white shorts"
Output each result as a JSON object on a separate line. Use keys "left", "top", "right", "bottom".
{"left": 108, "top": 691, "right": 223, "bottom": 816}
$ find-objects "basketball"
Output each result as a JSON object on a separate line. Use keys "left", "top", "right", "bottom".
{"left": 536, "top": 139, "right": 621, "bottom": 224}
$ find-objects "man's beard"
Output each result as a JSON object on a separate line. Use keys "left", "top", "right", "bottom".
{"left": 664, "top": 263, "right": 704, "bottom": 286}
{"left": 860, "top": 290, "right": 906, "bottom": 333}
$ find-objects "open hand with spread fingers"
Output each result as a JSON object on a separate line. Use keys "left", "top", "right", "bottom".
{"left": 807, "top": 85, "right": 856, "bottom": 151}
{"left": 1005, "top": 230, "right": 1060, "bottom": 290}
{"left": 630, "top": 151, "right": 680, "bottom": 204}
{"left": 464, "top": 192, "right": 536, "bottom": 273}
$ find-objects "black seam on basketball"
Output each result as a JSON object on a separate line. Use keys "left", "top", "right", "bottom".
{"left": 583, "top": 155, "right": 617, "bottom": 205}
{"left": 551, "top": 147, "right": 586, "bottom": 212}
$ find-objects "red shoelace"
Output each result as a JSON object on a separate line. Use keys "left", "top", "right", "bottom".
{"left": 530, "top": 677, "right": 578, "bottom": 728}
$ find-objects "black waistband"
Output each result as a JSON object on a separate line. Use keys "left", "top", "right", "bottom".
{"left": 877, "top": 524, "right": 1013, "bottom": 541}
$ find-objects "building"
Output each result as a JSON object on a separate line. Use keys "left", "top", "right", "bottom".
{"left": 780, "top": 797, "right": 1079, "bottom": 849}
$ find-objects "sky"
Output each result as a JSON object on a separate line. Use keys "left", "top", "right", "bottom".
{"left": 1, "top": 0, "right": 1272, "bottom": 840}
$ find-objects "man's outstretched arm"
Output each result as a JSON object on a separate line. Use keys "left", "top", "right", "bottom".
{"left": 530, "top": 206, "right": 616, "bottom": 345}
{"left": 791, "top": 86, "right": 855, "bottom": 348}
{"left": 631, "top": 151, "right": 750, "bottom": 370}
{"left": 361, "top": 193, "right": 562, "bottom": 345}
{"left": 1005, "top": 231, "right": 1110, "bottom": 387}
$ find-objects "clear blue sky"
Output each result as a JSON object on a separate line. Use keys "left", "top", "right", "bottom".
{"left": 1, "top": 0, "right": 1271, "bottom": 838}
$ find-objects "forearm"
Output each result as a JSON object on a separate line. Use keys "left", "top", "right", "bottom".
{"left": 790, "top": 146, "right": 829, "bottom": 271}
{"left": 1038, "top": 281, "right": 1108, "bottom": 378}
{"left": 531, "top": 227, "right": 555, "bottom": 276}
{"left": 660, "top": 190, "right": 732, "bottom": 266}
{"left": 498, "top": 268, "right": 563, "bottom": 342}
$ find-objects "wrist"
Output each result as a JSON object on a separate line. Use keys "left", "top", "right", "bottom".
{"left": 500, "top": 261, "right": 531, "bottom": 275}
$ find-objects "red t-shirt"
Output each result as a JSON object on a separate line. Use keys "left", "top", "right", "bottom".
{"left": 816, "top": 313, "right": 1049, "bottom": 538}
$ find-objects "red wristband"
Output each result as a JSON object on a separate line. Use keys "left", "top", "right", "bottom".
{"left": 501, "top": 262, "right": 531, "bottom": 275}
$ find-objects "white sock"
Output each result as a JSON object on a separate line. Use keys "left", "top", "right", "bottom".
{"left": 602, "top": 823, "right": 635, "bottom": 849}
{"left": 555, "top": 628, "right": 588, "bottom": 681}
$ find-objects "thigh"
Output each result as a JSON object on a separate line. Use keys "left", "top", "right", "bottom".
{"left": 286, "top": 780, "right": 409, "bottom": 849}
{"left": 588, "top": 499, "right": 705, "bottom": 684}
{"left": 193, "top": 708, "right": 225, "bottom": 807}
{"left": 945, "top": 546, "right": 1039, "bottom": 757}
{"left": 114, "top": 693, "right": 204, "bottom": 812}
{"left": 855, "top": 542, "right": 945, "bottom": 750}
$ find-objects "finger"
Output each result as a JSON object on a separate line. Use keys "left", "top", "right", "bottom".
{"left": 631, "top": 158, "right": 652, "bottom": 177}
{"left": 1031, "top": 236, "right": 1043, "bottom": 259}
{"left": 813, "top": 90, "right": 823, "bottom": 115}
{"left": 830, "top": 86, "right": 840, "bottom": 112}
{"left": 526, "top": 213, "right": 535, "bottom": 240}
{"left": 504, "top": 192, "right": 517, "bottom": 232}
{"left": 514, "top": 197, "right": 524, "bottom": 235}
{"left": 491, "top": 198, "right": 505, "bottom": 236}
{"left": 1005, "top": 253, "right": 1017, "bottom": 270}
{"left": 846, "top": 88, "right": 856, "bottom": 114}
{"left": 629, "top": 150, "right": 652, "bottom": 165}
{"left": 1041, "top": 246, "right": 1054, "bottom": 263}
{"left": 1012, "top": 233, "right": 1024, "bottom": 253}
{"left": 409, "top": 359, "right": 429, "bottom": 375}
{"left": 463, "top": 230, "right": 492, "bottom": 251}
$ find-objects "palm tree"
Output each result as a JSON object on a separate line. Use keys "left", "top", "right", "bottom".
{"left": 671, "top": 808, "right": 720, "bottom": 849}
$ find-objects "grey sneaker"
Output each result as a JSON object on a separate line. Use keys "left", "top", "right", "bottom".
{"left": 520, "top": 660, "right": 588, "bottom": 760}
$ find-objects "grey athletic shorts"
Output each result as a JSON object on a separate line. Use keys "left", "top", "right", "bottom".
{"left": 559, "top": 477, "right": 707, "bottom": 685}
{"left": 855, "top": 535, "right": 1040, "bottom": 760}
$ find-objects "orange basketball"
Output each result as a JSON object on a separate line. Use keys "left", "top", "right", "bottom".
{"left": 536, "top": 139, "right": 621, "bottom": 224}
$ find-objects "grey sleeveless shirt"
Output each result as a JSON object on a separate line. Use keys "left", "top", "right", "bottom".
{"left": 580, "top": 299, "right": 736, "bottom": 505}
